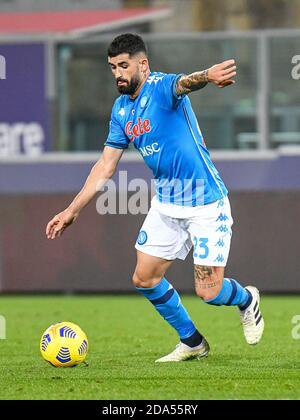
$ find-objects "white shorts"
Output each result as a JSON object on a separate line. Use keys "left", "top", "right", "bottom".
{"left": 135, "top": 196, "right": 233, "bottom": 267}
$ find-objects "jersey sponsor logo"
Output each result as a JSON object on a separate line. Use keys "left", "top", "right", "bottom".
{"left": 139, "top": 142, "right": 160, "bottom": 157}
{"left": 125, "top": 118, "right": 152, "bottom": 142}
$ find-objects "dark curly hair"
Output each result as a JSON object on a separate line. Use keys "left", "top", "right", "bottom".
{"left": 108, "top": 33, "right": 148, "bottom": 58}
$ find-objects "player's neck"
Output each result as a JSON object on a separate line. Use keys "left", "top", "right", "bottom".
{"left": 130, "top": 70, "right": 151, "bottom": 100}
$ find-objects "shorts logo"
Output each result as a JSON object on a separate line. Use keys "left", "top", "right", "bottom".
{"left": 216, "top": 225, "right": 229, "bottom": 234}
{"left": 214, "top": 254, "right": 225, "bottom": 263}
{"left": 215, "top": 239, "right": 225, "bottom": 247}
{"left": 137, "top": 231, "right": 148, "bottom": 246}
{"left": 217, "top": 199, "right": 225, "bottom": 208}
{"left": 216, "top": 213, "right": 229, "bottom": 222}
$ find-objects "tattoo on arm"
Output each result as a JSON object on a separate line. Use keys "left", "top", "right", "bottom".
{"left": 176, "top": 70, "right": 209, "bottom": 95}
{"left": 194, "top": 265, "right": 220, "bottom": 290}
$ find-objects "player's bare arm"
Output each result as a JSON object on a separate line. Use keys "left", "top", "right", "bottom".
{"left": 176, "top": 59, "right": 237, "bottom": 95}
{"left": 46, "top": 146, "right": 123, "bottom": 240}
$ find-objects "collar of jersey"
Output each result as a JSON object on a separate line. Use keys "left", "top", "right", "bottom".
{"left": 127, "top": 72, "right": 152, "bottom": 103}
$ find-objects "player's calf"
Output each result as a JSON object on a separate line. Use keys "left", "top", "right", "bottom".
{"left": 194, "top": 265, "right": 264, "bottom": 345}
{"left": 194, "top": 265, "right": 224, "bottom": 301}
{"left": 194, "top": 265, "right": 252, "bottom": 308}
{"left": 134, "top": 254, "right": 206, "bottom": 357}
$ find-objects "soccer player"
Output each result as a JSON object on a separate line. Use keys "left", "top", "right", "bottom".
{"left": 46, "top": 34, "right": 264, "bottom": 362}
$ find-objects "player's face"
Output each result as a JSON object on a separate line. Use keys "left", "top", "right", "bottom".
{"left": 108, "top": 53, "right": 145, "bottom": 95}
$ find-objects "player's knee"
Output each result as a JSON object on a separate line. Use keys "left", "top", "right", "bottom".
{"left": 132, "top": 269, "right": 162, "bottom": 289}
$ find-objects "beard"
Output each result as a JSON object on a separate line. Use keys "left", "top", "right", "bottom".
{"left": 116, "top": 74, "right": 141, "bottom": 95}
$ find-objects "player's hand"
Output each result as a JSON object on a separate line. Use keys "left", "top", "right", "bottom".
{"left": 46, "top": 208, "right": 79, "bottom": 240}
{"left": 207, "top": 59, "right": 237, "bottom": 88}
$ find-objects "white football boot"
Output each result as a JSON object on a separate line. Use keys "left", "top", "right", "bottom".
{"left": 239, "top": 286, "right": 264, "bottom": 345}
{"left": 155, "top": 338, "right": 210, "bottom": 363}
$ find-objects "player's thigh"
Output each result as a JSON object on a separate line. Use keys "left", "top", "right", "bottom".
{"left": 133, "top": 250, "right": 174, "bottom": 288}
{"left": 133, "top": 207, "right": 190, "bottom": 288}
{"left": 135, "top": 207, "right": 190, "bottom": 261}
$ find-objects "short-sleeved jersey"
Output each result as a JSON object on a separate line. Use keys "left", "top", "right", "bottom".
{"left": 105, "top": 72, "right": 228, "bottom": 207}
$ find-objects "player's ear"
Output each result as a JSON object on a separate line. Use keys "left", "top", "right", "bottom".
{"left": 139, "top": 57, "right": 148, "bottom": 74}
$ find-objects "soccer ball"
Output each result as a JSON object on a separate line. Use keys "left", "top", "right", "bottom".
{"left": 40, "top": 322, "right": 88, "bottom": 367}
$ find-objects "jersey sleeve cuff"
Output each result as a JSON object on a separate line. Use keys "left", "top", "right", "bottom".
{"left": 172, "top": 73, "right": 186, "bottom": 100}
{"left": 104, "top": 140, "right": 129, "bottom": 150}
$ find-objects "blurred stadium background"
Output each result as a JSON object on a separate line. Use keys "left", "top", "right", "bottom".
{"left": 1, "top": 0, "right": 300, "bottom": 294}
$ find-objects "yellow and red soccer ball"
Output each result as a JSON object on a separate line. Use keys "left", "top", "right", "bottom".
{"left": 40, "top": 322, "right": 88, "bottom": 367}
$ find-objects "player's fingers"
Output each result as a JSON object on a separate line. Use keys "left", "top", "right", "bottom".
{"left": 222, "top": 65, "right": 237, "bottom": 76}
{"left": 46, "top": 215, "right": 60, "bottom": 235}
{"left": 219, "top": 59, "right": 235, "bottom": 69}
{"left": 51, "top": 221, "right": 65, "bottom": 239}
{"left": 51, "top": 229, "right": 60, "bottom": 240}
{"left": 221, "top": 71, "right": 237, "bottom": 81}
{"left": 46, "top": 220, "right": 55, "bottom": 236}
{"left": 47, "top": 220, "right": 61, "bottom": 239}
{"left": 46, "top": 222, "right": 57, "bottom": 239}
{"left": 48, "top": 222, "right": 62, "bottom": 240}
{"left": 57, "top": 228, "right": 65, "bottom": 238}
{"left": 219, "top": 80, "right": 235, "bottom": 88}
{"left": 49, "top": 226, "right": 57, "bottom": 240}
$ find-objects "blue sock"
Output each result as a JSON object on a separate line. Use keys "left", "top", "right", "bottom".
{"left": 205, "top": 278, "right": 252, "bottom": 309}
{"left": 136, "top": 278, "right": 203, "bottom": 346}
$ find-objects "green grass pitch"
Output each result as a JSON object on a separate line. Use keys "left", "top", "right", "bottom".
{"left": 0, "top": 295, "right": 299, "bottom": 400}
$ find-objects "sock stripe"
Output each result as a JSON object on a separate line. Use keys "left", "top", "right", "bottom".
{"left": 181, "top": 330, "right": 203, "bottom": 348}
{"left": 207, "top": 278, "right": 252, "bottom": 309}
{"left": 150, "top": 288, "right": 175, "bottom": 306}
{"left": 225, "top": 279, "right": 237, "bottom": 306}
{"left": 137, "top": 278, "right": 198, "bottom": 341}
{"left": 239, "top": 291, "right": 253, "bottom": 311}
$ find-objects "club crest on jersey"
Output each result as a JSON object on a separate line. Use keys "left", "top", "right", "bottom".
{"left": 140, "top": 96, "right": 148, "bottom": 108}
{"left": 125, "top": 118, "right": 152, "bottom": 142}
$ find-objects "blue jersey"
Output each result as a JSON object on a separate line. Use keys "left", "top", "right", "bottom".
{"left": 105, "top": 72, "right": 228, "bottom": 206}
